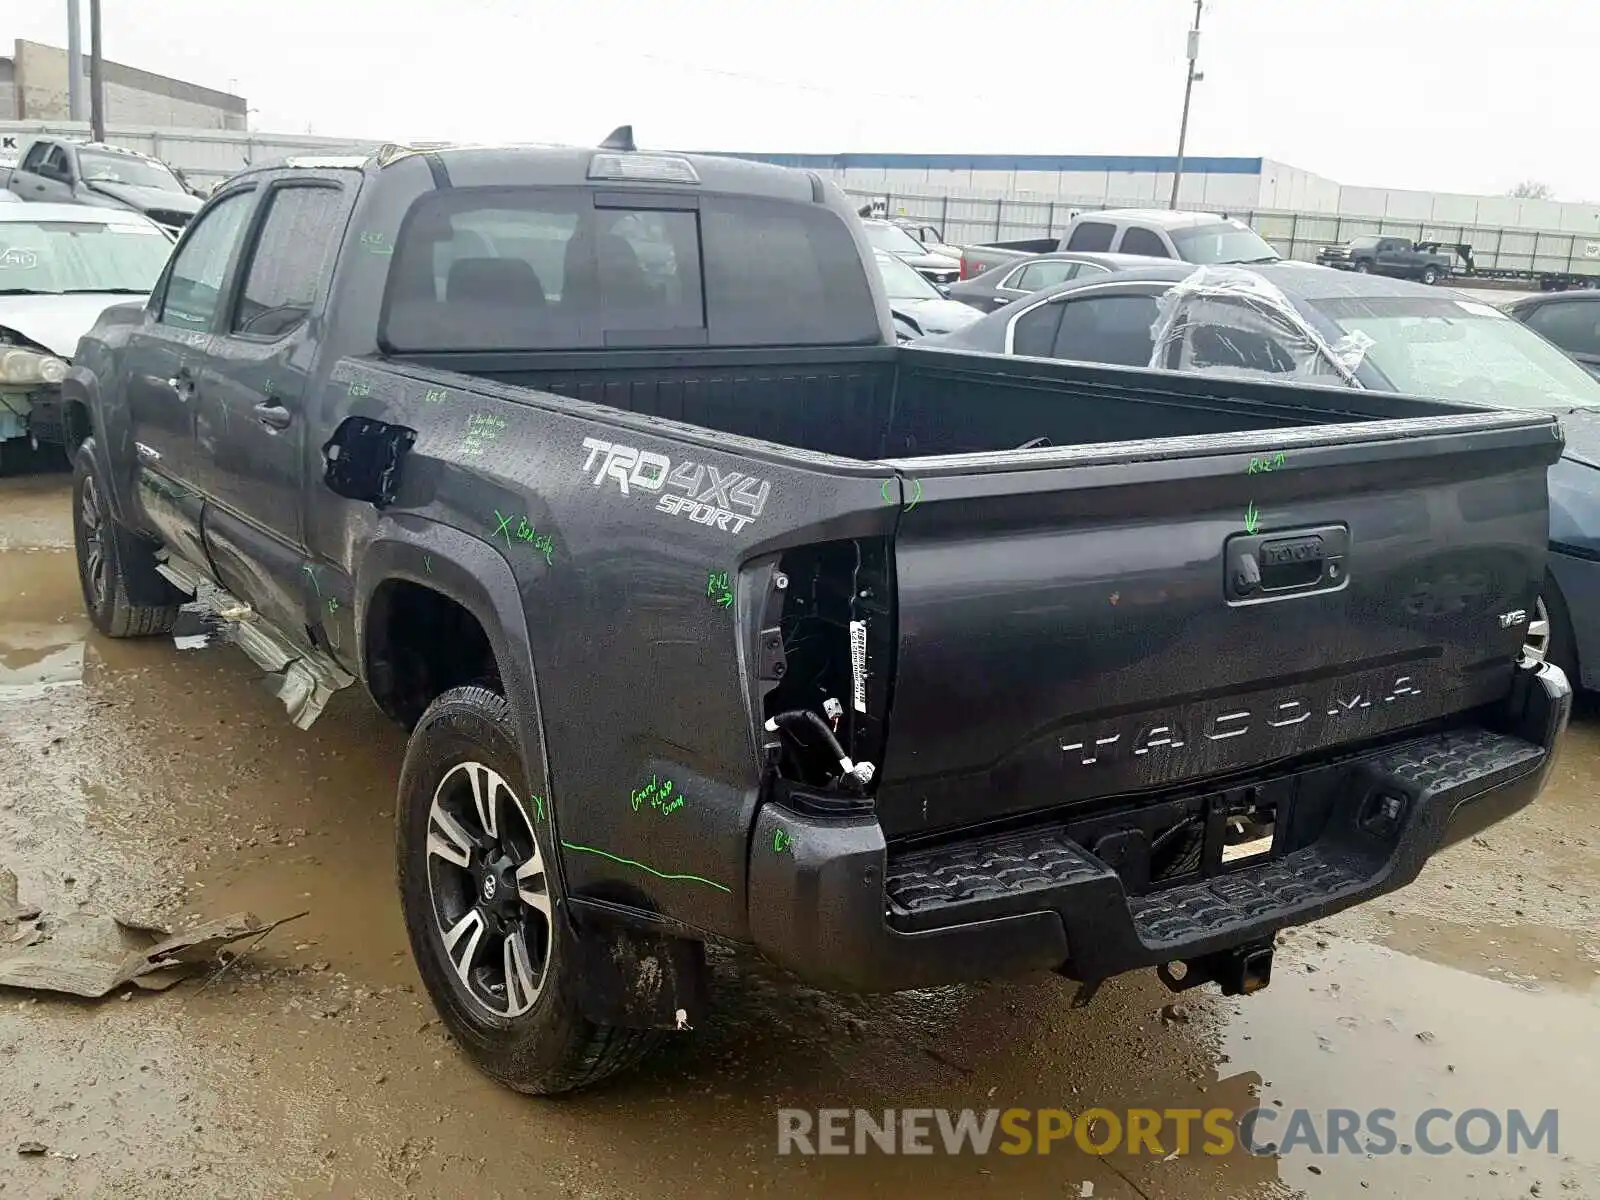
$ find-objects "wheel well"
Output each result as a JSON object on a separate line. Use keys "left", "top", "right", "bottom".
{"left": 364, "top": 580, "right": 501, "bottom": 728}
{"left": 63, "top": 400, "right": 92, "bottom": 453}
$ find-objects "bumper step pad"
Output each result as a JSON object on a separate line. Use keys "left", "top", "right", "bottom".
{"left": 883, "top": 726, "right": 1547, "bottom": 977}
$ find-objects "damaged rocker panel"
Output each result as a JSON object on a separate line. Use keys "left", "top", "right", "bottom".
{"left": 154, "top": 553, "right": 355, "bottom": 730}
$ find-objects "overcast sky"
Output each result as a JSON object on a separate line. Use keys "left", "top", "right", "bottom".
{"left": 10, "top": 0, "right": 1598, "bottom": 200}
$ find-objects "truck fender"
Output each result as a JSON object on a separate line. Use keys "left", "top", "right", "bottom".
{"left": 60, "top": 365, "right": 139, "bottom": 529}
{"left": 356, "top": 517, "right": 555, "bottom": 820}
{"left": 355, "top": 518, "right": 710, "bottom": 1029}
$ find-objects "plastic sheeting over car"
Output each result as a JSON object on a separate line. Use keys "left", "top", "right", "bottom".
{"left": 1147, "top": 265, "right": 1375, "bottom": 387}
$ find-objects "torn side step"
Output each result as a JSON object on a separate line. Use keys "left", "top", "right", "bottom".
{"left": 155, "top": 554, "right": 355, "bottom": 730}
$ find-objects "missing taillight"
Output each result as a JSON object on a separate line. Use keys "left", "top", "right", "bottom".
{"left": 758, "top": 538, "right": 893, "bottom": 796}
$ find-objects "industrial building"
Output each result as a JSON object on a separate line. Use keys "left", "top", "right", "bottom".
{"left": 722, "top": 151, "right": 1600, "bottom": 236}
{"left": 721, "top": 151, "right": 1600, "bottom": 278}
{"left": 0, "top": 39, "right": 245, "bottom": 130}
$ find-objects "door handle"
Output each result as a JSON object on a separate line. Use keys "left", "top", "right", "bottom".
{"left": 253, "top": 403, "right": 292, "bottom": 430}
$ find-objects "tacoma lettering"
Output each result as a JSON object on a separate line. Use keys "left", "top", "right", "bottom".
{"left": 1061, "top": 675, "right": 1423, "bottom": 769}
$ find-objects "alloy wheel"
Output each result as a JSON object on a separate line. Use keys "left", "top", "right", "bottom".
{"left": 425, "top": 761, "right": 552, "bottom": 1018}
{"left": 80, "top": 473, "right": 108, "bottom": 609}
{"left": 1523, "top": 596, "right": 1552, "bottom": 664}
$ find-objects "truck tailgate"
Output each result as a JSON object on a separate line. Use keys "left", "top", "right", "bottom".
{"left": 876, "top": 411, "right": 1562, "bottom": 838}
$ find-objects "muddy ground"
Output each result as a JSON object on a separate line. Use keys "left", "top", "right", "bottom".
{"left": 1, "top": 468, "right": 1596, "bottom": 1200}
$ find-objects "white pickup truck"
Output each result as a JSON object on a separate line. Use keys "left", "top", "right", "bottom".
{"left": 960, "top": 208, "right": 1280, "bottom": 280}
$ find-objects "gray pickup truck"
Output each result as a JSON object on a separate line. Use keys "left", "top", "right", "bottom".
{"left": 60, "top": 135, "right": 1569, "bottom": 1094}
{"left": 1316, "top": 236, "right": 1461, "bottom": 285}
{"left": 4, "top": 136, "right": 201, "bottom": 234}
{"left": 959, "top": 209, "right": 1280, "bottom": 281}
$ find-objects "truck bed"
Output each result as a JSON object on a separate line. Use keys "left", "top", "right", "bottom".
{"left": 405, "top": 342, "right": 1476, "bottom": 463}
{"left": 360, "top": 342, "right": 1557, "bottom": 851}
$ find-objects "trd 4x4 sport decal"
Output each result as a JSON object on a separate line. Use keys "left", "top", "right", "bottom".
{"left": 579, "top": 437, "right": 772, "bottom": 534}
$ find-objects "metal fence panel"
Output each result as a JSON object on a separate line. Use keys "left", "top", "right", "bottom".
{"left": 845, "top": 187, "right": 1600, "bottom": 279}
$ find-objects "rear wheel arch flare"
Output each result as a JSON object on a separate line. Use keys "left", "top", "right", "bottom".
{"left": 355, "top": 529, "right": 556, "bottom": 814}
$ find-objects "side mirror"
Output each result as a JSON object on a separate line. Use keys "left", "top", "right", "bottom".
{"left": 937, "top": 284, "right": 951, "bottom": 297}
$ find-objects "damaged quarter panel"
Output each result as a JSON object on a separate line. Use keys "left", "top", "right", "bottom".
{"left": 290, "top": 157, "right": 897, "bottom": 937}
{"left": 315, "top": 362, "right": 896, "bottom": 939}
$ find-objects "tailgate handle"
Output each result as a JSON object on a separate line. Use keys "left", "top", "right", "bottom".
{"left": 1226, "top": 524, "right": 1349, "bottom": 604}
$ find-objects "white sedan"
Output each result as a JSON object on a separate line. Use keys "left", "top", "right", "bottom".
{"left": 0, "top": 203, "right": 173, "bottom": 465}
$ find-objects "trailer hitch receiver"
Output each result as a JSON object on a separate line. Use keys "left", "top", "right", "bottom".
{"left": 1158, "top": 940, "right": 1276, "bottom": 998}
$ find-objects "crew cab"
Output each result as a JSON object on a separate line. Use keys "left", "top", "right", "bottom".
{"left": 6, "top": 138, "right": 201, "bottom": 234}
{"left": 1316, "top": 236, "right": 1459, "bottom": 285}
{"left": 959, "top": 209, "right": 1279, "bottom": 280}
{"left": 61, "top": 135, "right": 1569, "bottom": 1094}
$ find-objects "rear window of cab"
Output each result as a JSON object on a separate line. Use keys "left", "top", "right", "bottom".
{"left": 379, "top": 188, "right": 880, "bottom": 352}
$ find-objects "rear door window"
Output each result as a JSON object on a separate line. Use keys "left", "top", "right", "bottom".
{"left": 1065, "top": 221, "right": 1115, "bottom": 252}
{"left": 230, "top": 185, "right": 345, "bottom": 338}
{"left": 1011, "top": 302, "right": 1064, "bottom": 357}
{"left": 1051, "top": 294, "right": 1160, "bottom": 365}
{"left": 1013, "top": 260, "right": 1080, "bottom": 292}
{"left": 1117, "top": 228, "right": 1171, "bottom": 258}
{"left": 383, "top": 190, "right": 876, "bottom": 351}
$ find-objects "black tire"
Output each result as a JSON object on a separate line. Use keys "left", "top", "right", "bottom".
{"left": 71, "top": 443, "right": 181, "bottom": 639}
{"left": 1534, "top": 574, "right": 1579, "bottom": 689}
{"left": 396, "top": 685, "right": 659, "bottom": 1095}
{"left": 1354, "top": 260, "right": 1371, "bottom": 274}
{"left": 1421, "top": 266, "right": 1439, "bottom": 285}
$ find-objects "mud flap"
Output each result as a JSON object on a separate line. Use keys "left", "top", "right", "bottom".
{"left": 322, "top": 417, "right": 416, "bottom": 508}
{"left": 572, "top": 923, "right": 709, "bottom": 1031}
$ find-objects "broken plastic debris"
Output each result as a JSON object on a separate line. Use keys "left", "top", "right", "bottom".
{"left": 0, "top": 868, "right": 41, "bottom": 926}
{"left": 0, "top": 873, "right": 305, "bottom": 1000}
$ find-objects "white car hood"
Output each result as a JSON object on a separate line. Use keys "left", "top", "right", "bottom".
{"left": 0, "top": 292, "right": 146, "bottom": 358}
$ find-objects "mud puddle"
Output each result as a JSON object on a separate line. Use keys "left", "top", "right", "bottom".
{"left": 3, "top": 474, "right": 1599, "bottom": 1199}
{"left": 0, "top": 550, "right": 88, "bottom": 700}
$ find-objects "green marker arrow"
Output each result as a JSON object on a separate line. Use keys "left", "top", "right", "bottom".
{"left": 1244, "top": 500, "right": 1260, "bottom": 535}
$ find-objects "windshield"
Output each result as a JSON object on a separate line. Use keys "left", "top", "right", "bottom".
{"left": 77, "top": 149, "right": 184, "bottom": 192}
{"left": 1348, "top": 236, "right": 1381, "bottom": 249}
{"left": 1171, "top": 222, "right": 1279, "bottom": 264}
{"left": 1314, "top": 295, "right": 1600, "bottom": 410}
{"left": 0, "top": 220, "right": 171, "bottom": 294}
{"left": 874, "top": 251, "right": 941, "bottom": 300}
{"left": 863, "top": 222, "right": 928, "bottom": 256}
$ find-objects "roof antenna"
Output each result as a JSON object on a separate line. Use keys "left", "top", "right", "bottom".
{"left": 599, "top": 125, "right": 636, "bottom": 152}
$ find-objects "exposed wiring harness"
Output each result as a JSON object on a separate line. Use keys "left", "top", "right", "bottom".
{"left": 764, "top": 709, "right": 876, "bottom": 793}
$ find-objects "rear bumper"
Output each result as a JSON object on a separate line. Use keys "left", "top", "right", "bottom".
{"left": 747, "top": 659, "right": 1569, "bottom": 992}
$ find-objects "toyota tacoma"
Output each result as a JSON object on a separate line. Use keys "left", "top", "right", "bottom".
{"left": 59, "top": 132, "right": 1570, "bottom": 1094}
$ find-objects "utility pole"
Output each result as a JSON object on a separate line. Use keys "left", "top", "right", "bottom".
{"left": 1168, "top": 0, "right": 1204, "bottom": 210}
{"left": 88, "top": 0, "right": 106, "bottom": 141}
{"left": 66, "top": 0, "right": 85, "bottom": 122}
